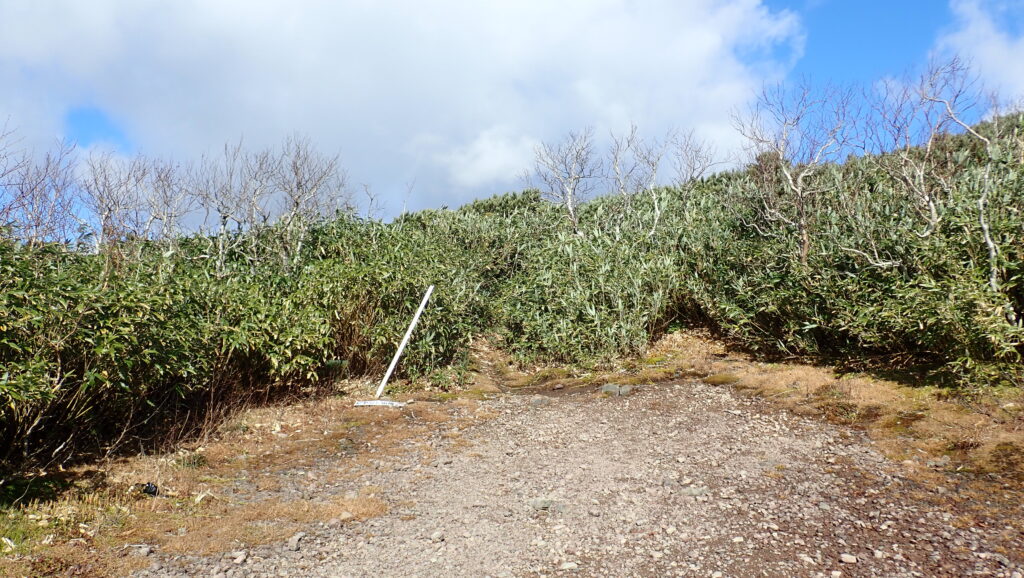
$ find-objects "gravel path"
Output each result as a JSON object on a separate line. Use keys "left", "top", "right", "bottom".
{"left": 136, "top": 380, "right": 1023, "bottom": 577}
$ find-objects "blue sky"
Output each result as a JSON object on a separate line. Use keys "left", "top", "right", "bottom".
{"left": 2, "top": 0, "right": 1023, "bottom": 215}
{"left": 767, "top": 0, "right": 953, "bottom": 83}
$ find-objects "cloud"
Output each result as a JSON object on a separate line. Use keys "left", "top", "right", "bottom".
{"left": 436, "top": 126, "right": 537, "bottom": 189}
{"left": 0, "top": 0, "right": 803, "bottom": 214}
{"left": 937, "top": 1, "right": 1024, "bottom": 99}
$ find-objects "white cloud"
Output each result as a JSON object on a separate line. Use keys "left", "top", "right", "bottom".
{"left": 0, "top": 0, "right": 802, "bottom": 214}
{"left": 436, "top": 126, "right": 537, "bottom": 189}
{"left": 938, "top": 1, "right": 1024, "bottom": 99}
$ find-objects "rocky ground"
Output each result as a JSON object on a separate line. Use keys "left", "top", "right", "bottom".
{"left": 132, "top": 379, "right": 1024, "bottom": 578}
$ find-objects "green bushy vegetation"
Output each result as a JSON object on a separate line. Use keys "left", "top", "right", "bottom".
{"left": 2, "top": 72, "right": 1022, "bottom": 474}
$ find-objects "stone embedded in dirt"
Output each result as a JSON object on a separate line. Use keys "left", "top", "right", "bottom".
{"left": 560, "top": 561, "right": 579, "bottom": 570}
{"left": 430, "top": 531, "right": 445, "bottom": 543}
{"left": 680, "top": 485, "right": 708, "bottom": 497}
{"left": 287, "top": 532, "right": 305, "bottom": 552}
{"left": 528, "top": 498, "right": 565, "bottom": 512}
{"left": 529, "top": 396, "right": 551, "bottom": 407}
{"left": 840, "top": 553, "right": 858, "bottom": 564}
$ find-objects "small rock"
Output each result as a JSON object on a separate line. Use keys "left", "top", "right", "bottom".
{"left": 528, "top": 498, "right": 565, "bottom": 512}
{"left": 831, "top": 572, "right": 842, "bottom": 578}
{"left": 338, "top": 511, "right": 355, "bottom": 522}
{"left": 149, "top": 562, "right": 162, "bottom": 572}
{"left": 136, "top": 545, "right": 152, "bottom": 556}
{"left": 232, "top": 550, "right": 247, "bottom": 564}
{"left": 732, "top": 537, "right": 744, "bottom": 543}
{"left": 560, "top": 561, "right": 579, "bottom": 570}
{"left": 991, "top": 553, "right": 1011, "bottom": 567}
{"left": 286, "top": 532, "right": 305, "bottom": 552}
{"left": 840, "top": 553, "right": 857, "bottom": 564}
{"left": 430, "top": 531, "right": 445, "bottom": 543}
{"left": 874, "top": 549, "right": 885, "bottom": 559}
{"left": 679, "top": 486, "right": 707, "bottom": 497}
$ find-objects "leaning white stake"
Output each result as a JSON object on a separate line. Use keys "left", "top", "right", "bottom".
{"left": 374, "top": 285, "right": 434, "bottom": 399}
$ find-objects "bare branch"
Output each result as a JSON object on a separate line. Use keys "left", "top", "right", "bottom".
{"left": 533, "top": 128, "right": 602, "bottom": 234}
{"left": 80, "top": 151, "right": 150, "bottom": 252}
{"left": 6, "top": 140, "right": 80, "bottom": 246}
{"left": 734, "top": 80, "right": 854, "bottom": 262}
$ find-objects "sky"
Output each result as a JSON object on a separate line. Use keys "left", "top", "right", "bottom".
{"left": 1, "top": 0, "right": 1023, "bottom": 216}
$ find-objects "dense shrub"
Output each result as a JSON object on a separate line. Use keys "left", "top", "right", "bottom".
{"left": 2, "top": 115, "right": 1022, "bottom": 472}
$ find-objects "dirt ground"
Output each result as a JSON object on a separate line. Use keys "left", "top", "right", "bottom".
{"left": 3, "top": 331, "right": 1023, "bottom": 577}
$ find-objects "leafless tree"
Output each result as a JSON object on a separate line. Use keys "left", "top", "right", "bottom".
{"left": 734, "top": 80, "right": 855, "bottom": 263}
{"left": 6, "top": 140, "right": 80, "bottom": 246}
{"left": 532, "top": 128, "right": 602, "bottom": 234}
{"left": 856, "top": 56, "right": 1014, "bottom": 294}
{"left": 858, "top": 57, "right": 987, "bottom": 237}
{"left": 609, "top": 124, "right": 663, "bottom": 197}
{"left": 607, "top": 124, "right": 672, "bottom": 235}
{"left": 192, "top": 140, "right": 276, "bottom": 274}
{"left": 668, "top": 129, "right": 718, "bottom": 234}
{"left": 272, "top": 134, "right": 350, "bottom": 268}
{"left": 144, "top": 158, "right": 197, "bottom": 244}
{"left": 670, "top": 129, "right": 717, "bottom": 188}
{"left": 80, "top": 151, "right": 150, "bottom": 253}
{"left": 0, "top": 120, "right": 29, "bottom": 230}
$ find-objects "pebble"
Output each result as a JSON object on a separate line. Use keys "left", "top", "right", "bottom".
{"left": 530, "top": 396, "right": 551, "bottom": 407}
{"left": 430, "top": 531, "right": 445, "bottom": 543}
{"left": 559, "top": 561, "right": 579, "bottom": 570}
{"left": 286, "top": 533, "right": 305, "bottom": 552}
{"left": 840, "top": 553, "right": 857, "bottom": 564}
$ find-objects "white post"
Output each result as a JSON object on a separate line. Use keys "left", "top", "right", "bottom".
{"left": 374, "top": 285, "right": 434, "bottom": 399}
